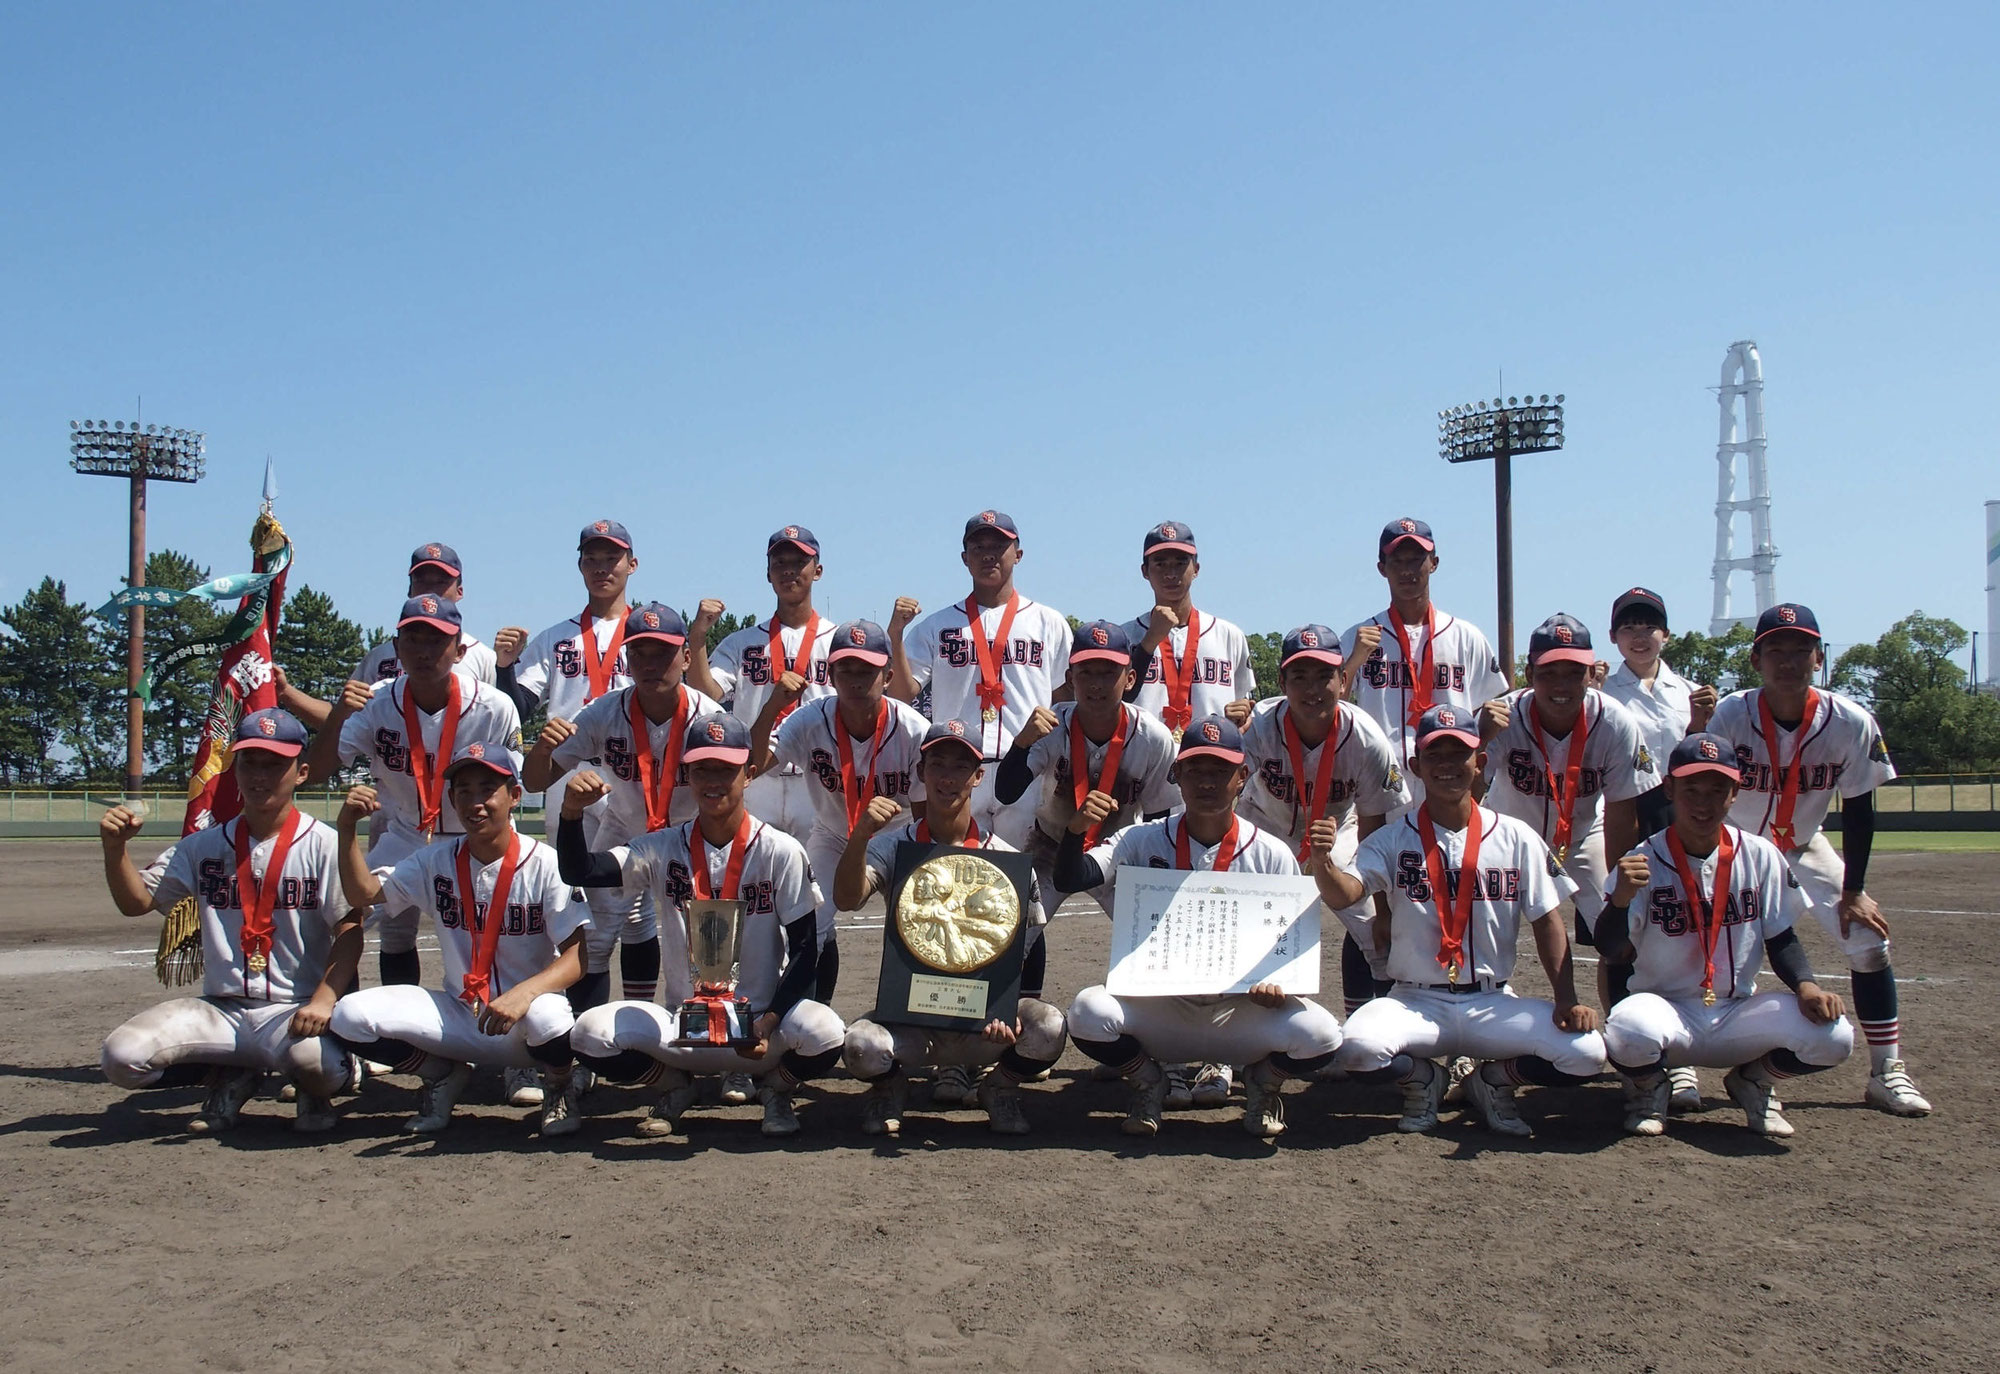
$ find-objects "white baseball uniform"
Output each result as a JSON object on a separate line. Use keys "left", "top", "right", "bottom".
{"left": 330, "top": 833, "right": 585, "bottom": 1069}
{"left": 1481, "top": 689, "right": 1657, "bottom": 921}
{"left": 1016, "top": 703, "right": 1178, "bottom": 917}
{"left": 101, "top": 815, "right": 351, "bottom": 1095}
{"left": 1339, "top": 608, "right": 1510, "bottom": 808}
{"left": 1707, "top": 688, "right": 1897, "bottom": 966}
{"left": 1065, "top": 819, "right": 1344, "bottom": 1066}
{"left": 1118, "top": 610, "right": 1256, "bottom": 724}
{"left": 567, "top": 819, "right": 845, "bottom": 1078}
{"left": 708, "top": 615, "right": 836, "bottom": 842}
{"left": 1600, "top": 659, "right": 1697, "bottom": 780}
{"left": 1333, "top": 807, "right": 1605, "bottom": 1077}
{"left": 1601, "top": 826, "right": 1853, "bottom": 1071}
{"left": 358, "top": 633, "right": 497, "bottom": 687}
{"left": 514, "top": 611, "right": 634, "bottom": 724}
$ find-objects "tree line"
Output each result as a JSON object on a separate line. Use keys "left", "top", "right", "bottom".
{"left": 2, "top": 556, "right": 1995, "bottom": 784}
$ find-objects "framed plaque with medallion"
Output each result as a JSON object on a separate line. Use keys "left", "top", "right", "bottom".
{"left": 872, "top": 842, "right": 1034, "bottom": 1031}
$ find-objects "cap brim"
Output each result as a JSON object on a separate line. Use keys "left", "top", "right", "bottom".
{"left": 397, "top": 615, "right": 461, "bottom": 635}
{"left": 964, "top": 527, "right": 1020, "bottom": 542}
{"left": 408, "top": 559, "right": 461, "bottom": 576}
{"left": 769, "top": 539, "right": 819, "bottom": 557}
{"left": 1382, "top": 535, "right": 1436, "bottom": 554}
{"left": 624, "top": 629, "right": 686, "bottom": 646}
{"left": 1069, "top": 647, "right": 1131, "bottom": 666}
{"left": 1531, "top": 647, "right": 1596, "bottom": 667}
{"left": 1144, "top": 540, "right": 1198, "bottom": 556}
{"left": 1670, "top": 760, "right": 1741, "bottom": 781}
{"left": 579, "top": 536, "right": 632, "bottom": 551}
{"left": 1177, "top": 745, "right": 1245, "bottom": 764}
{"left": 1416, "top": 728, "right": 1482, "bottom": 751}
{"left": 1755, "top": 625, "right": 1821, "bottom": 644}
{"left": 828, "top": 647, "right": 889, "bottom": 666}
{"left": 442, "top": 757, "right": 517, "bottom": 782}
{"left": 231, "top": 738, "right": 304, "bottom": 758}
{"left": 1281, "top": 649, "right": 1344, "bottom": 670}
{"left": 921, "top": 737, "right": 985, "bottom": 758}
{"left": 682, "top": 744, "right": 750, "bottom": 766}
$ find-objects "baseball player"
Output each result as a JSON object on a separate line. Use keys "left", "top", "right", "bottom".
{"left": 1706, "top": 602, "right": 1930, "bottom": 1116}
{"left": 686, "top": 525, "right": 837, "bottom": 843}
{"left": 888, "top": 510, "right": 1070, "bottom": 843}
{"left": 330, "top": 745, "right": 587, "bottom": 1137}
{"left": 1597, "top": 587, "right": 1718, "bottom": 838}
{"left": 752, "top": 619, "right": 930, "bottom": 1006}
{"left": 835, "top": 719, "right": 1069, "bottom": 1137}
{"left": 1340, "top": 518, "right": 1511, "bottom": 808}
{"left": 96, "top": 708, "right": 359, "bottom": 1134}
{"left": 1054, "top": 714, "right": 1345, "bottom": 1140}
{"left": 558, "top": 714, "right": 845, "bottom": 1141}
{"left": 302, "top": 595, "right": 524, "bottom": 994}
{"left": 1236, "top": 625, "right": 1410, "bottom": 1019}
{"left": 1597, "top": 733, "right": 1855, "bottom": 1137}
{"left": 1317, "top": 705, "right": 1607, "bottom": 1139}
{"left": 522, "top": 602, "right": 721, "bottom": 1016}
{"left": 1119, "top": 521, "right": 1256, "bottom": 731}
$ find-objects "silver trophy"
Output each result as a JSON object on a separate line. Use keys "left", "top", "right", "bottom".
{"left": 675, "top": 898, "right": 756, "bottom": 1047}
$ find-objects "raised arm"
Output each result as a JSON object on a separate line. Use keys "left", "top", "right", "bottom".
{"left": 335, "top": 786, "right": 386, "bottom": 909}
{"left": 98, "top": 805, "right": 157, "bottom": 917}
{"left": 304, "top": 679, "right": 374, "bottom": 785}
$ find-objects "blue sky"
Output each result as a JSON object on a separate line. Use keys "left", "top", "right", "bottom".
{"left": 4, "top": 6, "right": 1993, "bottom": 670}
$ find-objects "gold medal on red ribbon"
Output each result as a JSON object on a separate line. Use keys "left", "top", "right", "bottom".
{"left": 1703, "top": 989, "right": 1717, "bottom": 1007}
{"left": 246, "top": 951, "right": 268, "bottom": 974}
{"left": 981, "top": 706, "right": 998, "bottom": 723}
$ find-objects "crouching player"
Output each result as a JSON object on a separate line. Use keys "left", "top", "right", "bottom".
{"left": 559, "top": 714, "right": 845, "bottom": 1141}
{"left": 1317, "top": 706, "right": 1606, "bottom": 1139}
{"left": 1055, "top": 715, "right": 1343, "bottom": 1140}
{"left": 1597, "top": 733, "right": 1854, "bottom": 1138}
{"left": 835, "top": 719, "right": 1069, "bottom": 1137}
{"left": 331, "top": 745, "right": 586, "bottom": 1137}
{"left": 97, "top": 708, "right": 360, "bottom": 1134}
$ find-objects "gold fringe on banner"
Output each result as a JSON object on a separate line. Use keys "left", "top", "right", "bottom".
{"left": 156, "top": 896, "right": 203, "bottom": 986}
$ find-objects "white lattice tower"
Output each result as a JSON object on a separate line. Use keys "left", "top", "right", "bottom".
{"left": 1709, "top": 340, "right": 1781, "bottom": 634}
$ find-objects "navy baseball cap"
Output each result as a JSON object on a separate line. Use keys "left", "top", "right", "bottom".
{"left": 1142, "top": 521, "right": 1197, "bottom": 557}
{"left": 829, "top": 619, "right": 891, "bottom": 667}
{"left": 684, "top": 712, "right": 752, "bottom": 766}
{"left": 233, "top": 707, "right": 308, "bottom": 758}
{"left": 408, "top": 541, "right": 462, "bottom": 577}
{"left": 1414, "top": 704, "right": 1481, "bottom": 751}
{"left": 1281, "top": 624, "right": 1343, "bottom": 670}
{"left": 442, "top": 741, "right": 519, "bottom": 784}
{"left": 1071, "top": 619, "right": 1133, "bottom": 667}
{"left": 1527, "top": 612, "right": 1595, "bottom": 667}
{"left": 1177, "top": 714, "right": 1246, "bottom": 764}
{"left": 623, "top": 602, "right": 687, "bottom": 646}
{"left": 767, "top": 524, "right": 820, "bottom": 558}
{"left": 1755, "top": 603, "right": 1822, "bottom": 644}
{"left": 1669, "top": 733, "right": 1742, "bottom": 781}
{"left": 921, "top": 719, "right": 986, "bottom": 759}
{"left": 1379, "top": 517, "right": 1436, "bottom": 555}
{"left": 578, "top": 519, "right": 633, "bottom": 552}
{"left": 1610, "top": 586, "right": 1669, "bottom": 631}
{"left": 397, "top": 594, "right": 462, "bottom": 635}
{"left": 963, "top": 509, "right": 1020, "bottom": 542}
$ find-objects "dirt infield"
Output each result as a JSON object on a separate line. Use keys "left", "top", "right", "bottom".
{"left": 1, "top": 839, "right": 1994, "bottom": 1374}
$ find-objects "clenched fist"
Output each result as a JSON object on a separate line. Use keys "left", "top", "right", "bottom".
{"left": 1610, "top": 852, "right": 1650, "bottom": 906}
{"left": 1013, "top": 705, "right": 1060, "bottom": 750}
{"left": 1478, "top": 696, "right": 1510, "bottom": 741}
{"left": 1352, "top": 624, "right": 1383, "bottom": 663}
{"left": 1067, "top": 790, "right": 1119, "bottom": 835}
{"left": 851, "top": 794, "right": 902, "bottom": 840}
{"left": 533, "top": 716, "right": 578, "bottom": 752}
{"left": 691, "top": 598, "right": 726, "bottom": 636}
{"left": 1689, "top": 683, "right": 1719, "bottom": 733}
{"left": 339, "top": 785, "right": 381, "bottom": 824}
{"left": 888, "top": 597, "right": 921, "bottom": 635}
{"left": 100, "top": 804, "right": 146, "bottom": 849}
{"left": 334, "top": 679, "right": 374, "bottom": 716}
{"left": 1223, "top": 699, "right": 1255, "bottom": 729}
{"left": 493, "top": 626, "right": 530, "bottom": 668}
{"left": 564, "top": 769, "right": 613, "bottom": 818}
{"left": 1143, "top": 604, "right": 1181, "bottom": 649}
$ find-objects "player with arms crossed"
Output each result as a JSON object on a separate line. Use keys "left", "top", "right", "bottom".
{"left": 836, "top": 720, "right": 1069, "bottom": 1137}
{"left": 1706, "top": 603, "right": 1930, "bottom": 1115}
{"left": 1318, "top": 705, "right": 1606, "bottom": 1138}
{"left": 1055, "top": 715, "right": 1344, "bottom": 1141}
{"left": 686, "top": 525, "right": 837, "bottom": 844}
{"left": 889, "top": 510, "right": 1070, "bottom": 843}
{"left": 1596, "top": 733, "right": 1854, "bottom": 1137}
{"left": 1119, "top": 522, "right": 1255, "bottom": 732}
{"left": 560, "top": 714, "right": 844, "bottom": 1141}
{"left": 98, "top": 709, "right": 360, "bottom": 1135}
{"left": 331, "top": 744, "right": 587, "bottom": 1137}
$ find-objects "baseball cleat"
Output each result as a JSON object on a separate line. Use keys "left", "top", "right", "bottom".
{"left": 1464, "top": 1069, "right": 1534, "bottom": 1138}
{"left": 504, "top": 1066, "right": 545, "bottom": 1108}
{"left": 720, "top": 1070, "right": 755, "bottom": 1106}
{"left": 1397, "top": 1059, "right": 1445, "bottom": 1133}
{"left": 1441, "top": 1056, "right": 1477, "bottom": 1105}
{"left": 187, "top": 1068, "right": 262, "bottom": 1136}
{"left": 1122, "top": 1060, "right": 1168, "bottom": 1136}
{"left": 404, "top": 1063, "right": 474, "bottom": 1134}
{"left": 1724, "top": 1064, "right": 1793, "bottom": 1137}
{"left": 1622, "top": 1073, "right": 1668, "bottom": 1137}
{"left": 1191, "top": 1062, "right": 1233, "bottom": 1108}
{"left": 539, "top": 1073, "right": 583, "bottom": 1137}
{"left": 757, "top": 1084, "right": 800, "bottom": 1137}
{"left": 637, "top": 1072, "right": 700, "bottom": 1139}
{"left": 1162, "top": 1064, "right": 1194, "bottom": 1111}
{"left": 978, "top": 1075, "right": 1031, "bottom": 1136}
{"left": 340, "top": 1057, "right": 366, "bottom": 1096}
{"left": 1667, "top": 1065, "right": 1702, "bottom": 1112}
{"left": 1865, "top": 1060, "right": 1932, "bottom": 1116}
{"left": 861, "top": 1074, "right": 908, "bottom": 1137}
{"left": 932, "top": 1063, "right": 980, "bottom": 1107}
{"left": 1242, "top": 1063, "right": 1287, "bottom": 1139}
{"left": 293, "top": 1092, "right": 337, "bottom": 1134}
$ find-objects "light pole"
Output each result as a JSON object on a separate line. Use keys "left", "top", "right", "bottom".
{"left": 1438, "top": 394, "right": 1565, "bottom": 684}
{"left": 70, "top": 418, "right": 207, "bottom": 795}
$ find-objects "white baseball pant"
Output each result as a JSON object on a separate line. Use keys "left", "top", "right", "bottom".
{"left": 367, "top": 823, "right": 431, "bottom": 955}
{"left": 1788, "top": 832, "right": 1891, "bottom": 971}
{"left": 745, "top": 770, "right": 817, "bottom": 844}
{"left": 1335, "top": 985, "right": 1607, "bottom": 1077}
{"left": 1605, "top": 991, "right": 1854, "bottom": 1070}
{"left": 582, "top": 885, "right": 660, "bottom": 975}
{"left": 329, "top": 985, "right": 575, "bottom": 1069}
{"left": 1066, "top": 987, "right": 1343, "bottom": 1066}
{"left": 843, "top": 997, "right": 1068, "bottom": 1079}
{"left": 101, "top": 997, "right": 348, "bottom": 1096}
{"left": 570, "top": 998, "right": 846, "bottom": 1078}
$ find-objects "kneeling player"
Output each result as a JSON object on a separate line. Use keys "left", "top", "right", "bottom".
{"left": 1597, "top": 734, "right": 1854, "bottom": 1138}
{"left": 559, "top": 714, "right": 845, "bottom": 1140}
{"left": 1055, "top": 715, "right": 1343, "bottom": 1140}
{"left": 331, "top": 747, "right": 586, "bottom": 1137}
{"left": 97, "top": 709, "right": 360, "bottom": 1134}
{"left": 835, "top": 720, "right": 1069, "bottom": 1137}
{"left": 1318, "top": 706, "right": 1605, "bottom": 1139}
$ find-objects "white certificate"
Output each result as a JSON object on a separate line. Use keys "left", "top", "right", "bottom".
{"left": 1105, "top": 867, "right": 1322, "bottom": 997}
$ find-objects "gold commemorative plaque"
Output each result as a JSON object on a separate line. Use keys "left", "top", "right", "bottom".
{"left": 895, "top": 851, "right": 1022, "bottom": 974}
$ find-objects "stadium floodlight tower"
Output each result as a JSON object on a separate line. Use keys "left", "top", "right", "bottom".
{"left": 1438, "top": 393, "right": 1565, "bottom": 684}
{"left": 1709, "top": 341, "right": 1780, "bottom": 635}
{"left": 70, "top": 418, "right": 208, "bottom": 796}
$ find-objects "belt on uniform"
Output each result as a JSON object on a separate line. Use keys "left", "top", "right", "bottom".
{"left": 1404, "top": 981, "right": 1501, "bottom": 995}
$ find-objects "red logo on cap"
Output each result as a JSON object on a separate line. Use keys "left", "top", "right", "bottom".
{"left": 1778, "top": 606, "right": 1798, "bottom": 624}
{"left": 642, "top": 609, "right": 660, "bottom": 629}
{"left": 1699, "top": 739, "right": 1720, "bottom": 761}
{"left": 1201, "top": 721, "right": 1221, "bottom": 743}
{"left": 849, "top": 625, "right": 867, "bottom": 645}
{"left": 1554, "top": 623, "right": 1574, "bottom": 644}
{"left": 979, "top": 510, "right": 997, "bottom": 524}
{"left": 1091, "top": 625, "right": 1109, "bottom": 646}
{"left": 1159, "top": 523, "right": 1177, "bottom": 538}
{"left": 468, "top": 742, "right": 485, "bottom": 758}
{"left": 784, "top": 525, "right": 800, "bottom": 539}
{"left": 1436, "top": 708, "right": 1457, "bottom": 726}
{"left": 421, "top": 596, "right": 439, "bottom": 615}
{"left": 1399, "top": 519, "right": 1416, "bottom": 534}
{"left": 1627, "top": 587, "right": 1646, "bottom": 596}
{"left": 707, "top": 719, "right": 726, "bottom": 743}
{"left": 1299, "top": 629, "right": 1319, "bottom": 648}
{"left": 425, "top": 544, "right": 442, "bottom": 558}
{"left": 946, "top": 720, "right": 966, "bottom": 736}
{"left": 257, "top": 716, "right": 277, "bottom": 737}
